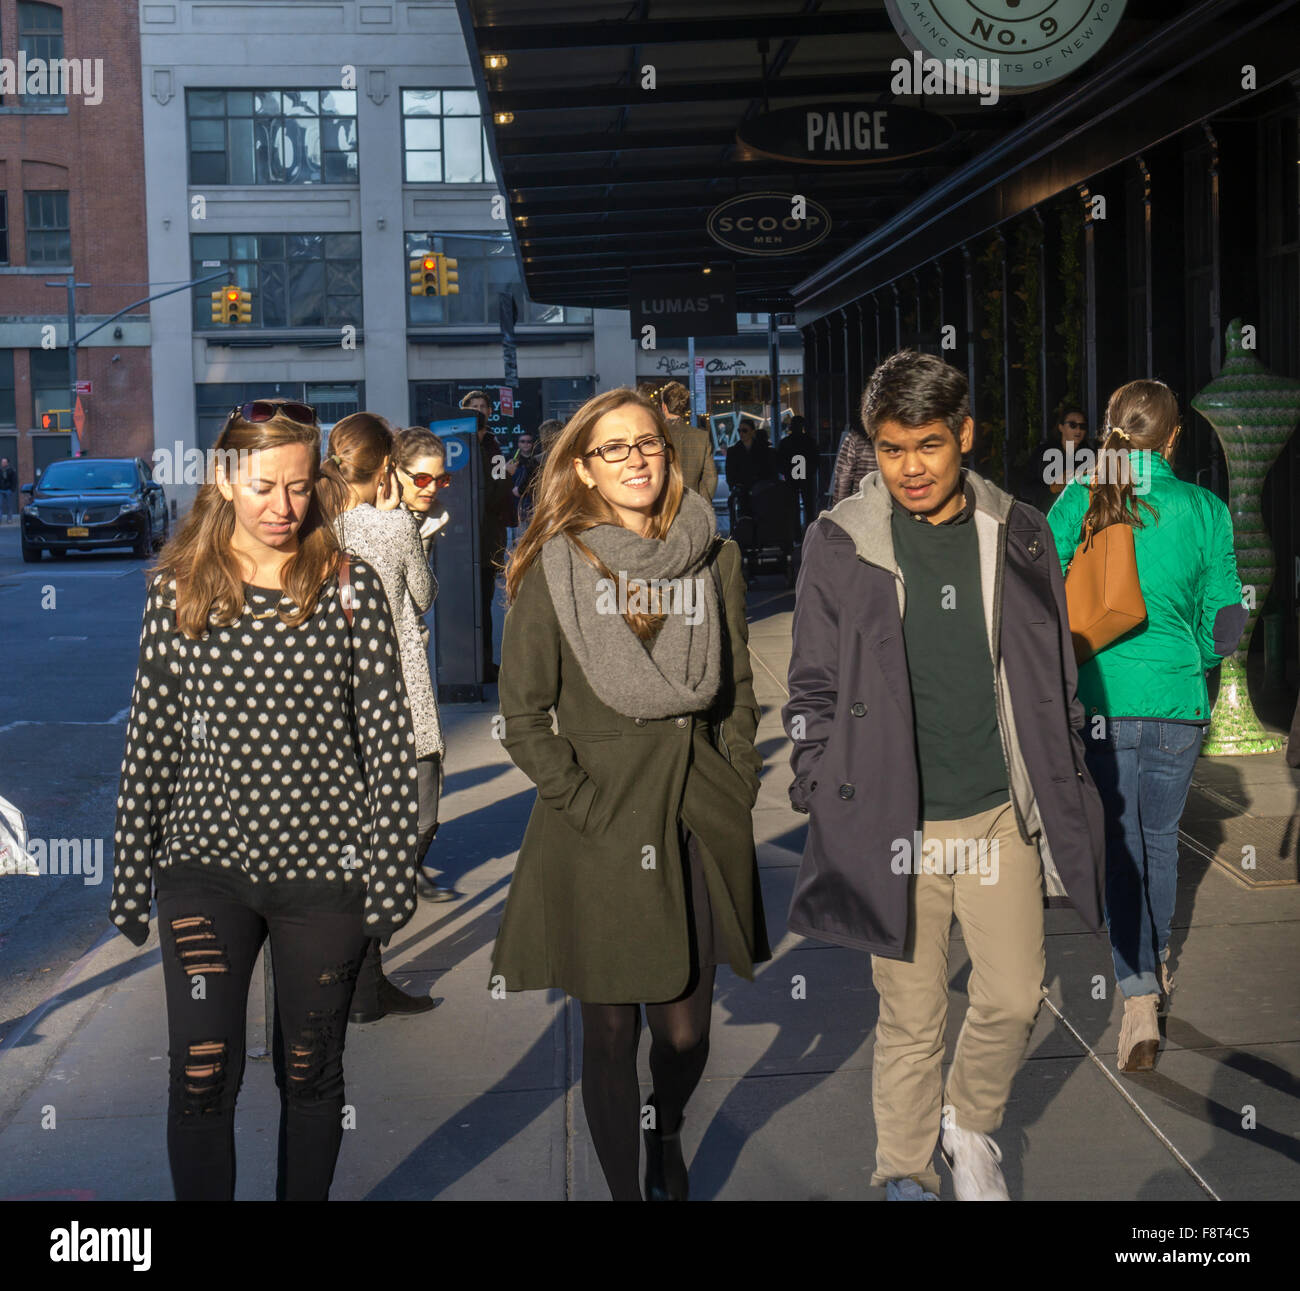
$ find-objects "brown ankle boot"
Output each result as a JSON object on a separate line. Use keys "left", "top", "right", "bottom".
{"left": 1117, "top": 994, "right": 1160, "bottom": 1073}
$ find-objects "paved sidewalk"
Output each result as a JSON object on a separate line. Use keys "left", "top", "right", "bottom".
{"left": 0, "top": 578, "right": 1297, "bottom": 1200}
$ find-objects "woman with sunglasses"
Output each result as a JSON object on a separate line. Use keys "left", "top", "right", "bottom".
{"left": 492, "top": 387, "right": 770, "bottom": 1201}
{"left": 389, "top": 427, "right": 456, "bottom": 900}
{"left": 327, "top": 414, "right": 452, "bottom": 1027}
{"left": 108, "top": 397, "right": 420, "bottom": 1200}
{"left": 392, "top": 425, "right": 453, "bottom": 555}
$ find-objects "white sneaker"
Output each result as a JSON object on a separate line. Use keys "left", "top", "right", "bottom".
{"left": 940, "top": 1105, "right": 1010, "bottom": 1201}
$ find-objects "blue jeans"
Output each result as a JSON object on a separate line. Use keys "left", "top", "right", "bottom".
{"left": 1083, "top": 719, "right": 1204, "bottom": 997}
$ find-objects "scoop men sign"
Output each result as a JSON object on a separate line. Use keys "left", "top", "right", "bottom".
{"left": 736, "top": 102, "right": 954, "bottom": 165}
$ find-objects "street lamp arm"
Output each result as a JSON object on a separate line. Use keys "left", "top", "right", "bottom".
{"left": 73, "top": 269, "right": 233, "bottom": 346}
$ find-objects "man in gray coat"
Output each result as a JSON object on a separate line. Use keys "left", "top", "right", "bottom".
{"left": 783, "top": 350, "right": 1104, "bottom": 1202}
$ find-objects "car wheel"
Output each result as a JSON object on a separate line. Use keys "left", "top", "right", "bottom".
{"left": 21, "top": 542, "right": 41, "bottom": 563}
{"left": 133, "top": 522, "right": 153, "bottom": 560}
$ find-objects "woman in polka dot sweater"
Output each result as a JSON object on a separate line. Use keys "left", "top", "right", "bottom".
{"left": 109, "top": 398, "right": 419, "bottom": 1201}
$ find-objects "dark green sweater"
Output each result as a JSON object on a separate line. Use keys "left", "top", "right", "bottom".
{"left": 890, "top": 491, "right": 1009, "bottom": 822}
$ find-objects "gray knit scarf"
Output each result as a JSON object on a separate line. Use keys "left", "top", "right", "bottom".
{"left": 541, "top": 488, "right": 722, "bottom": 719}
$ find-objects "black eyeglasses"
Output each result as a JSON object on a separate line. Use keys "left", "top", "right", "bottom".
{"left": 583, "top": 435, "right": 668, "bottom": 464}
{"left": 225, "top": 400, "right": 317, "bottom": 428}
{"left": 1063, "top": 419, "right": 1086, "bottom": 430}
{"left": 399, "top": 466, "right": 452, "bottom": 490}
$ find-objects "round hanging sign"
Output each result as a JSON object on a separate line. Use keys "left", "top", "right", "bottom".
{"left": 883, "top": 0, "right": 1128, "bottom": 94}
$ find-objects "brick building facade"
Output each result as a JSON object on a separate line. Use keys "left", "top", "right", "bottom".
{"left": 0, "top": 0, "right": 151, "bottom": 486}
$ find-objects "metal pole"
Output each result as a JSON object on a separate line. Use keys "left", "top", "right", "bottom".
{"left": 688, "top": 335, "right": 697, "bottom": 422}
{"left": 66, "top": 273, "right": 80, "bottom": 455}
{"left": 767, "top": 310, "right": 780, "bottom": 436}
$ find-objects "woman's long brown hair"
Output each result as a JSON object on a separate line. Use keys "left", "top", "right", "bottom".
{"left": 504, "top": 387, "right": 684, "bottom": 640}
{"left": 1078, "top": 379, "right": 1176, "bottom": 541}
{"left": 152, "top": 403, "right": 348, "bottom": 638}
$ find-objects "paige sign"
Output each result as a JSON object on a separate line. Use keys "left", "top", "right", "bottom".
{"left": 706, "top": 193, "right": 831, "bottom": 257}
{"left": 736, "top": 102, "right": 953, "bottom": 166}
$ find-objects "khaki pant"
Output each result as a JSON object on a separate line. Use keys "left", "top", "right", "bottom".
{"left": 869, "top": 800, "right": 1045, "bottom": 1193}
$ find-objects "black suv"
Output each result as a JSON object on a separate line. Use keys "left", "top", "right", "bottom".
{"left": 21, "top": 457, "right": 169, "bottom": 562}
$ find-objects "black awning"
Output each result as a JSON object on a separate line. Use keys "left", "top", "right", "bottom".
{"left": 457, "top": 0, "right": 1221, "bottom": 315}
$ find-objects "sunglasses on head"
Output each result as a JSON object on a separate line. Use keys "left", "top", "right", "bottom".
{"left": 226, "top": 400, "right": 318, "bottom": 428}
{"left": 398, "top": 465, "right": 452, "bottom": 490}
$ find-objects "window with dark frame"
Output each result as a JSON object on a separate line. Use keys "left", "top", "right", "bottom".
{"left": 186, "top": 89, "right": 359, "bottom": 185}
{"left": 24, "top": 191, "right": 70, "bottom": 265}
{"left": 190, "top": 233, "right": 363, "bottom": 329}
{"left": 194, "top": 381, "right": 363, "bottom": 452}
{"left": 0, "top": 351, "right": 16, "bottom": 425}
{"left": 404, "top": 231, "right": 591, "bottom": 327}
{"left": 18, "top": 2, "right": 66, "bottom": 106}
{"left": 29, "top": 345, "right": 70, "bottom": 424}
{"left": 401, "top": 90, "right": 495, "bottom": 184}
{"left": 0, "top": 195, "right": 8, "bottom": 264}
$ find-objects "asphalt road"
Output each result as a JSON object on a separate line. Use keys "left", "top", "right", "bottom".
{"left": 0, "top": 524, "right": 151, "bottom": 1051}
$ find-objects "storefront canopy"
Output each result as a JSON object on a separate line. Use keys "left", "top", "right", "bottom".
{"left": 456, "top": 0, "right": 1271, "bottom": 316}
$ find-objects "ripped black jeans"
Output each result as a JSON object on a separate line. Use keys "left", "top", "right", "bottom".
{"left": 156, "top": 875, "right": 368, "bottom": 1201}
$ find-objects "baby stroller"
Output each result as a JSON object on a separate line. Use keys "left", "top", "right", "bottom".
{"left": 731, "top": 478, "right": 797, "bottom": 586}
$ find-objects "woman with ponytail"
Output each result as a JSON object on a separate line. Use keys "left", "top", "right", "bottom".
{"left": 327, "top": 413, "right": 450, "bottom": 1023}
{"left": 491, "top": 387, "right": 770, "bottom": 1200}
{"left": 1047, "top": 380, "right": 1246, "bottom": 1074}
{"left": 109, "top": 398, "right": 419, "bottom": 1198}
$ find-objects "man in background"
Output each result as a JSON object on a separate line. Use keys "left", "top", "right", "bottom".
{"left": 777, "top": 414, "right": 820, "bottom": 535}
{"left": 658, "top": 380, "right": 717, "bottom": 503}
{"left": 1019, "top": 404, "right": 1088, "bottom": 514}
{"left": 0, "top": 458, "right": 16, "bottom": 524}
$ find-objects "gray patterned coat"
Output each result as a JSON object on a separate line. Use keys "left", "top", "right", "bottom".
{"left": 335, "top": 504, "right": 445, "bottom": 759}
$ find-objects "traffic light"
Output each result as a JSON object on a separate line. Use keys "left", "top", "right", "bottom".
{"left": 409, "top": 253, "right": 438, "bottom": 296}
{"left": 41, "top": 409, "right": 70, "bottom": 431}
{"left": 211, "top": 286, "right": 252, "bottom": 324}
{"left": 438, "top": 254, "right": 459, "bottom": 296}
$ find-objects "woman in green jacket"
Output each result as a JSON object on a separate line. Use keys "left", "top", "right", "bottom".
{"left": 1048, "top": 379, "right": 1246, "bottom": 1075}
{"left": 493, "top": 387, "right": 770, "bottom": 1201}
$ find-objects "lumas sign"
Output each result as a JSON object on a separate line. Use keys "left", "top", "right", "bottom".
{"left": 884, "top": 0, "right": 1128, "bottom": 93}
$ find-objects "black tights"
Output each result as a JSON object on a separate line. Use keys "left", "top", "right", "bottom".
{"left": 579, "top": 965, "right": 716, "bottom": 1202}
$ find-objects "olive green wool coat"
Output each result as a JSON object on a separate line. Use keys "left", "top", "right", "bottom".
{"left": 491, "top": 538, "right": 771, "bottom": 1004}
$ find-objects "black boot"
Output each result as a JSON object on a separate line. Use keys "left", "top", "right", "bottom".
{"left": 377, "top": 975, "right": 436, "bottom": 1016}
{"left": 643, "top": 1095, "right": 688, "bottom": 1201}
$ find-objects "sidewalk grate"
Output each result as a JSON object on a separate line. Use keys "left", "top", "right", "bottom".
{"left": 1180, "top": 786, "right": 1300, "bottom": 887}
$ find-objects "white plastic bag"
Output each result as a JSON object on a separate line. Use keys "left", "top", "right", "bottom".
{"left": 0, "top": 792, "right": 38, "bottom": 876}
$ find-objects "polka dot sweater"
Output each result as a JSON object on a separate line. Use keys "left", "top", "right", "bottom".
{"left": 109, "top": 558, "right": 420, "bottom": 947}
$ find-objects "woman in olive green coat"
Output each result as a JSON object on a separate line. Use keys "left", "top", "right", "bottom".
{"left": 493, "top": 387, "right": 770, "bottom": 1202}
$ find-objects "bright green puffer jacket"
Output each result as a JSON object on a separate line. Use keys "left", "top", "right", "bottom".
{"left": 1046, "top": 450, "right": 1244, "bottom": 722}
